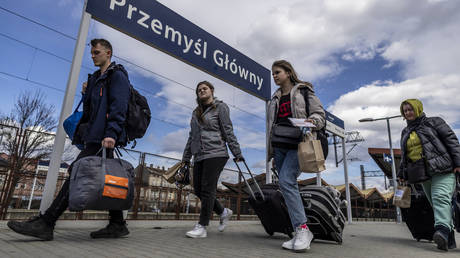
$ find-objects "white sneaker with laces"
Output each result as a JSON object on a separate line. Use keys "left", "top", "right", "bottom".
{"left": 185, "top": 224, "right": 207, "bottom": 238}
{"left": 293, "top": 226, "right": 313, "bottom": 252}
{"left": 282, "top": 235, "right": 296, "bottom": 250}
{"left": 218, "top": 208, "right": 233, "bottom": 232}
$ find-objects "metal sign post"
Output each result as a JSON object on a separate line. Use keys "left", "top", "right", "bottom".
{"left": 40, "top": 1, "right": 91, "bottom": 213}
{"left": 266, "top": 101, "right": 272, "bottom": 184}
{"left": 325, "top": 112, "right": 352, "bottom": 224}
{"left": 41, "top": 0, "right": 271, "bottom": 211}
{"left": 342, "top": 137, "right": 353, "bottom": 224}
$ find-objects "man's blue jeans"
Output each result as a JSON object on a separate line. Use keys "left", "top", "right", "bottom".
{"left": 274, "top": 147, "right": 307, "bottom": 228}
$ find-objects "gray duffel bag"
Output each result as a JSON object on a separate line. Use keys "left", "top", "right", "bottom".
{"left": 69, "top": 148, "right": 135, "bottom": 211}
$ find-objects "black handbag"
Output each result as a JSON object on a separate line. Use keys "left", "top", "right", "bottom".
{"left": 175, "top": 163, "right": 191, "bottom": 186}
{"left": 406, "top": 158, "right": 431, "bottom": 184}
{"left": 271, "top": 124, "right": 303, "bottom": 145}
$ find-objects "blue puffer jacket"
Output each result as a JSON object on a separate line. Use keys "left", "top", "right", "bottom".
{"left": 73, "top": 62, "right": 130, "bottom": 147}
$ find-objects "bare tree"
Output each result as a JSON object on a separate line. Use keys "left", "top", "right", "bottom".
{"left": 0, "top": 90, "right": 56, "bottom": 218}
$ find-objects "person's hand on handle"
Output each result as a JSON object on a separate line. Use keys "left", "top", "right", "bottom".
{"left": 454, "top": 167, "right": 460, "bottom": 173}
{"left": 102, "top": 137, "right": 115, "bottom": 149}
{"left": 399, "top": 178, "right": 405, "bottom": 185}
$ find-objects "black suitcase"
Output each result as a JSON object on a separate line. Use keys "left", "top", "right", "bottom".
{"left": 453, "top": 174, "right": 460, "bottom": 233}
{"left": 234, "top": 160, "right": 294, "bottom": 238}
{"left": 300, "top": 185, "right": 346, "bottom": 244}
{"left": 400, "top": 184, "right": 435, "bottom": 241}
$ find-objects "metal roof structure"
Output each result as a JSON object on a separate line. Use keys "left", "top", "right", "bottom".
{"left": 368, "top": 148, "right": 402, "bottom": 179}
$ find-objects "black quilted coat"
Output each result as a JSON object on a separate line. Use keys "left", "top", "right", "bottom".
{"left": 399, "top": 114, "right": 460, "bottom": 180}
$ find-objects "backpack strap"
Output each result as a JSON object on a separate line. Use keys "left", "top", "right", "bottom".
{"left": 300, "top": 87, "right": 311, "bottom": 117}
{"left": 300, "top": 86, "right": 329, "bottom": 158}
{"left": 300, "top": 87, "right": 327, "bottom": 131}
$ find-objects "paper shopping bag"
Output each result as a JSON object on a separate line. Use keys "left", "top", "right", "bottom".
{"left": 393, "top": 185, "right": 411, "bottom": 208}
{"left": 298, "top": 133, "right": 326, "bottom": 173}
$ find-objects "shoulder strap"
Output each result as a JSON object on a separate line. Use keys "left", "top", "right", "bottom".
{"left": 105, "top": 65, "right": 133, "bottom": 97}
{"left": 300, "top": 88, "right": 310, "bottom": 116}
{"left": 74, "top": 97, "right": 83, "bottom": 113}
{"left": 301, "top": 87, "right": 327, "bottom": 132}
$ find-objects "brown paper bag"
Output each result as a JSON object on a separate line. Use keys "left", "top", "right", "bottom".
{"left": 393, "top": 185, "right": 411, "bottom": 208}
{"left": 162, "top": 161, "right": 183, "bottom": 184}
{"left": 298, "top": 133, "right": 326, "bottom": 173}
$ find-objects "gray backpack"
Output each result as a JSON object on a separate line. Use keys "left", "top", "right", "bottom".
{"left": 69, "top": 148, "right": 135, "bottom": 211}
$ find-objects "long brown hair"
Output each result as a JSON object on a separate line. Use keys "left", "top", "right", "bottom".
{"left": 272, "top": 60, "right": 313, "bottom": 88}
{"left": 194, "top": 81, "right": 215, "bottom": 123}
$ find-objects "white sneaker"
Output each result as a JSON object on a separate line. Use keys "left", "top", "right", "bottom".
{"left": 185, "top": 224, "right": 207, "bottom": 238}
{"left": 293, "top": 226, "right": 314, "bottom": 252}
{"left": 282, "top": 235, "right": 296, "bottom": 250}
{"left": 218, "top": 208, "right": 233, "bottom": 232}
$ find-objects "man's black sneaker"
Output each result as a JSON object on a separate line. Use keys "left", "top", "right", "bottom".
{"left": 7, "top": 215, "right": 54, "bottom": 241}
{"left": 90, "top": 222, "right": 129, "bottom": 239}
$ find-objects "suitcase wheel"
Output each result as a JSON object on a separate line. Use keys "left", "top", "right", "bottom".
{"left": 416, "top": 239, "right": 420, "bottom": 242}
{"left": 331, "top": 232, "right": 343, "bottom": 245}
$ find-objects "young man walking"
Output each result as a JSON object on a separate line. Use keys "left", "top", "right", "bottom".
{"left": 7, "top": 38, "right": 131, "bottom": 240}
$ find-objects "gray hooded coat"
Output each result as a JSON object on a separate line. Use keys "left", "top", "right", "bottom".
{"left": 182, "top": 99, "right": 242, "bottom": 162}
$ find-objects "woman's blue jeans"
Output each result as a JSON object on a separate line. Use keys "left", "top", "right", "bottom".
{"left": 273, "top": 147, "right": 307, "bottom": 228}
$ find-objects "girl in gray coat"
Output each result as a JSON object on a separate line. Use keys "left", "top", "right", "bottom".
{"left": 182, "top": 81, "right": 244, "bottom": 238}
{"left": 268, "top": 60, "right": 325, "bottom": 252}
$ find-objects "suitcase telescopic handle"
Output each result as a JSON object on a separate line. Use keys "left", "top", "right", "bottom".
{"left": 233, "top": 158, "right": 265, "bottom": 201}
{"left": 409, "top": 184, "right": 420, "bottom": 198}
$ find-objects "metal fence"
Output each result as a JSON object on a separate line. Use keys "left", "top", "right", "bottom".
{"left": 0, "top": 123, "right": 258, "bottom": 220}
{"left": 1, "top": 123, "right": 396, "bottom": 222}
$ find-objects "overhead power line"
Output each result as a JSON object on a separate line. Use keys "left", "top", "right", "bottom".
{"left": 0, "top": 5, "right": 267, "bottom": 122}
{"left": 0, "top": 5, "right": 268, "bottom": 154}
{"left": 0, "top": 6, "right": 77, "bottom": 40}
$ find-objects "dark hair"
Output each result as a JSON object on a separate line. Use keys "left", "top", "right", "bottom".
{"left": 194, "top": 81, "right": 215, "bottom": 123}
{"left": 272, "top": 60, "right": 313, "bottom": 87}
{"left": 90, "top": 38, "right": 113, "bottom": 57}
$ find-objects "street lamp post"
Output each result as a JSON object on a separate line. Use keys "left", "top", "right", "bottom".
{"left": 359, "top": 115, "right": 402, "bottom": 223}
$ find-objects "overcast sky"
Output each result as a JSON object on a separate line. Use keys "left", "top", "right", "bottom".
{"left": 1, "top": 0, "right": 459, "bottom": 190}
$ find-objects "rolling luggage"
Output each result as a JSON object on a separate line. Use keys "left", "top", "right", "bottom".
{"left": 234, "top": 159, "right": 294, "bottom": 238}
{"left": 400, "top": 184, "right": 435, "bottom": 241}
{"left": 300, "top": 185, "right": 346, "bottom": 244}
{"left": 453, "top": 174, "right": 460, "bottom": 233}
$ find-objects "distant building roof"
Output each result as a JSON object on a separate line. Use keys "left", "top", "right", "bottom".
{"left": 368, "top": 148, "right": 402, "bottom": 179}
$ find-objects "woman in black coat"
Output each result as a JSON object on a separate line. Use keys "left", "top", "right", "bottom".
{"left": 398, "top": 98, "right": 460, "bottom": 251}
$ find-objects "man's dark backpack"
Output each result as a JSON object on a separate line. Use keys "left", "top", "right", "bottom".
{"left": 126, "top": 86, "right": 151, "bottom": 147}
{"left": 300, "top": 88, "right": 329, "bottom": 159}
{"left": 108, "top": 66, "right": 151, "bottom": 147}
